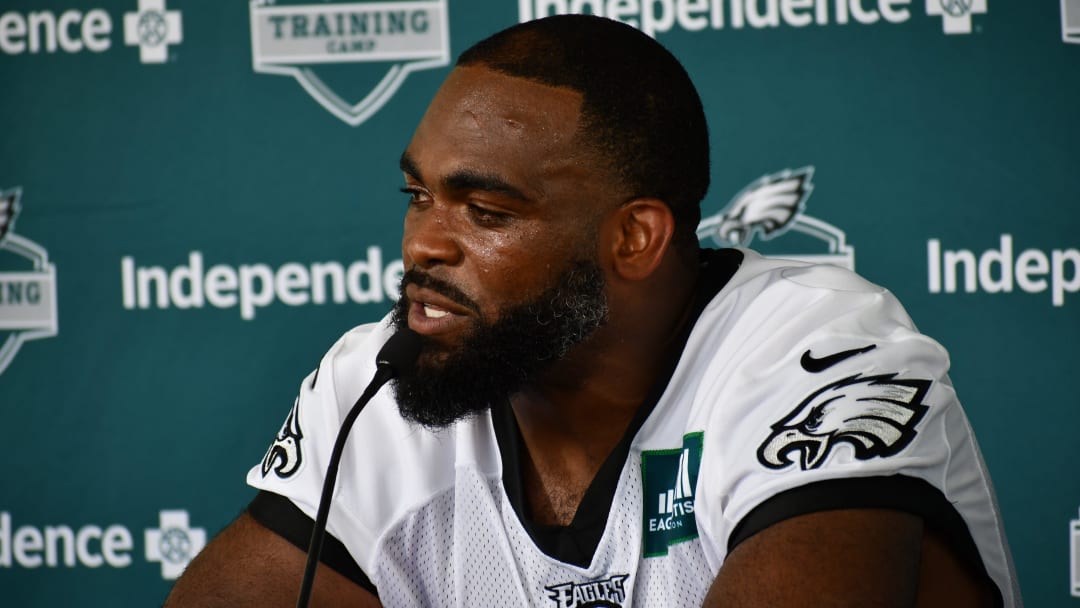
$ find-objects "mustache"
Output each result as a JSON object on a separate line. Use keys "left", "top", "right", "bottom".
{"left": 399, "top": 268, "right": 481, "bottom": 315}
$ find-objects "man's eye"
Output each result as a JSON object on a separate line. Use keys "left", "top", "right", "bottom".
{"left": 468, "top": 204, "right": 511, "bottom": 226}
{"left": 400, "top": 187, "right": 427, "bottom": 205}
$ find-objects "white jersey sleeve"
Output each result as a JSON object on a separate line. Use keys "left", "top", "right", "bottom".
{"left": 245, "top": 320, "right": 396, "bottom": 580}
{"left": 684, "top": 251, "right": 1016, "bottom": 602}
{"left": 245, "top": 318, "right": 476, "bottom": 587}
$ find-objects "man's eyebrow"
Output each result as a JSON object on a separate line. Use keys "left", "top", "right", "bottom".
{"left": 444, "top": 170, "right": 530, "bottom": 202}
{"left": 399, "top": 152, "right": 530, "bottom": 202}
{"left": 399, "top": 152, "right": 421, "bottom": 179}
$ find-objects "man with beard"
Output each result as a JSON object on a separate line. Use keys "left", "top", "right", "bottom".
{"left": 165, "top": 14, "right": 1020, "bottom": 608}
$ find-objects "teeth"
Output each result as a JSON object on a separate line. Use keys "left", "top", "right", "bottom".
{"left": 423, "top": 304, "right": 450, "bottom": 319}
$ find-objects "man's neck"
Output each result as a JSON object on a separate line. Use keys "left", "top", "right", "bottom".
{"left": 509, "top": 260, "right": 702, "bottom": 525}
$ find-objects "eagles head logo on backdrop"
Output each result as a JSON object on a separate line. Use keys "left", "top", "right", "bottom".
{"left": 696, "top": 167, "right": 855, "bottom": 270}
{"left": 249, "top": 0, "right": 450, "bottom": 126}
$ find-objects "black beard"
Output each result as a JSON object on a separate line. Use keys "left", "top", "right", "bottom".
{"left": 389, "top": 260, "right": 608, "bottom": 428}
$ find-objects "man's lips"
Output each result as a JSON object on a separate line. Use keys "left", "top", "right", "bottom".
{"left": 405, "top": 285, "right": 475, "bottom": 335}
{"left": 405, "top": 285, "right": 474, "bottom": 315}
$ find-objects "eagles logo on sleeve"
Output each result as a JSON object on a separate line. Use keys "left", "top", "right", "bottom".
{"left": 757, "top": 373, "right": 931, "bottom": 471}
{"left": 261, "top": 398, "right": 304, "bottom": 479}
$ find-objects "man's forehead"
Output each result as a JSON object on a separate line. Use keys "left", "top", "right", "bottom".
{"left": 423, "top": 65, "right": 584, "bottom": 137}
{"left": 401, "top": 65, "right": 593, "bottom": 196}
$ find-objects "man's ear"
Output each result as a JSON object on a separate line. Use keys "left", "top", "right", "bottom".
{"left": 608, "top": 198, "right": 676, "bottom": 281}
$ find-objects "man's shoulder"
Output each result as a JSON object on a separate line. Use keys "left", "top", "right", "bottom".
{"left": 678, "top": 249, "right": 939, "bottom": 415}
{"left": 716, "top": 249, "right": 886, "bottom": 301}
{"left": 325, "top": 320, "right": 388, "bottom": 363}
{"left": 248, "top": 318, "right": 499, "bottom": 553}
{"left": 312, "top": 320, "right": 396, "bottom": 397}
{"left": 697, "top": 249, "right": 907, "bottom": 333}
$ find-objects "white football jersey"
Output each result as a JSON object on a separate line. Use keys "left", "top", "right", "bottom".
{"left": 248, "top": 248, "right": 1021, "bottom": 607}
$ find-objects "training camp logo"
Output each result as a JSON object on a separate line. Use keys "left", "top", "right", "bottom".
{"left": 0, "top": 0, "right": 181, "bottom": 63}
{"left": 520, "top": 0, "right": 985, "bottom": 38}
{"left": 641, "top": 433, "right": 702, "bottom": 557}
{"left": 697, "top": 167, "right": 855, "bottom": 270}
{"left": 1064, "top": 0, "right": 1080, "bottom": 43}
{"left": 546, "top": 574, "right": 629, "bottom": 608}
{"left": 0, "top": 187, "right": 58, "bottom": 377}
{"left": 757, "top": 362, "right": 931, "bottom": 471}
{"left": 262, "top": 398, "right": 304, "bottom": 479}
{"left": 250, "top": 0, "right": 450, "bottom": 126}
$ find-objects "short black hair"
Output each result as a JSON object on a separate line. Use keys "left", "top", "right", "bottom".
{"left": 457, "top": 14, "right": 709, "bottom": 252}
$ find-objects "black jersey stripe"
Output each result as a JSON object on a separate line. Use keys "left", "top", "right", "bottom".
{"left": 728, "top": 474, "right": 1002, "bottom": 607}
{"left": 247, "top": 490, "right": 378, "bottom": 597}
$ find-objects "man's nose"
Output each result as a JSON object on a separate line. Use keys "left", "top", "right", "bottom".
{"left": 402, "top": 205, "right": 464, "bottom": 269}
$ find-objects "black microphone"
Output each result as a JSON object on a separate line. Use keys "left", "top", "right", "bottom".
{"left": 296, "top": 328, "right": 422, "bottom": 608}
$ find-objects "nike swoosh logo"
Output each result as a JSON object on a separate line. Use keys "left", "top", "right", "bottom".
{"left": 800, "top": 344, "right": 877, "bottom": 373}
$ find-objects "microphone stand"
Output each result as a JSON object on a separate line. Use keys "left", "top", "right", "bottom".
{"left": 295, "top": 329, "right": 421, "bottom": 608}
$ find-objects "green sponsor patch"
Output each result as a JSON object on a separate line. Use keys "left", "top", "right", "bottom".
{"left": 641, "top": 432, "right": 703, "bottom": 557}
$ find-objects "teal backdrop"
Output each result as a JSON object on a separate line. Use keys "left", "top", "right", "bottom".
{"left": 1, "top": 0, "right": 1077, "bottom": 605}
